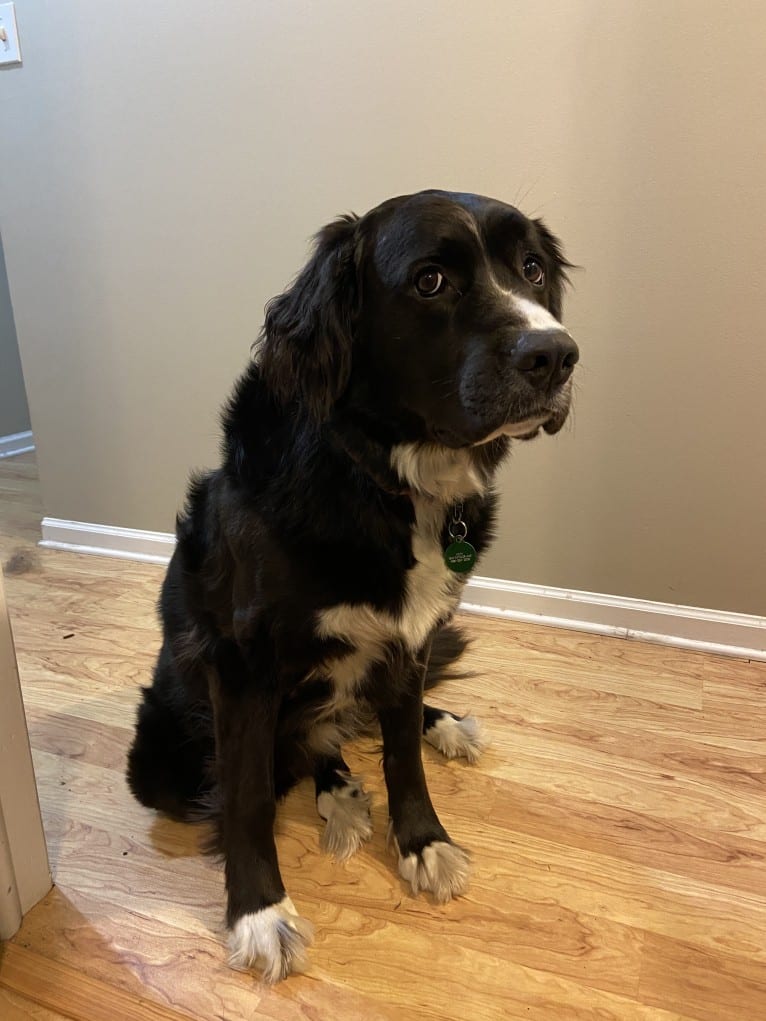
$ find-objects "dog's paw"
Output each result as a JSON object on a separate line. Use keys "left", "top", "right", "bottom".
{"left": 397, "top": 840, "right": 471, "bottom": 903}
{"left": 423, "top": 712, "right": 488, "bottom": 763}
{"left": 317, "top": 775, "right": 372, "bottom": 860}
{"left": 227, "top": 897, "right": 313, "bottom": 983}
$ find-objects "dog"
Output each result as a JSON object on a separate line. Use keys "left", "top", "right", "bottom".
{"left": 126, "top": 189, "right": 578, "bottom": 982}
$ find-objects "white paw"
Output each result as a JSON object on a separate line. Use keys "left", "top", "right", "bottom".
{"left": 424, "top": 713, "right": 488, "bottom": 763}
{"left": 398, "top": 840, "right": 471, "bottom": 903}
{"left": 317, "top": 775, "right": 373, "bottom": 860}
{"left": 227, "top": 897, "right": 313, "bottom": 983}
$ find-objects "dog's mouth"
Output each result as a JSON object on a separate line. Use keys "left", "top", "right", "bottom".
{"left": 434, "top": 385, "right": 573, "bottom": 448}
{"left": 472, "top": 405, "right": 568, "bottom": 446}
{"left": 541, "top": 394, "right": 574, "bottom": 436}
{"left": 509, "top": 388, "right": 574, "bottom": 442}
{"left": 499, "top": 415, "right": 550, "bottom": 440}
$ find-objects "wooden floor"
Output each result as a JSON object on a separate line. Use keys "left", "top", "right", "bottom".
{"left": 1, "top": 453, "right": 766, "bottom": 1020}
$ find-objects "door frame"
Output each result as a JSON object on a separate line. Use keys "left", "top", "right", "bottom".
{"left": 0, "top": 566, "right": 51, "bottom": 939}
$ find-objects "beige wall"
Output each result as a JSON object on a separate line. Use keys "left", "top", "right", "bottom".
{"left": 1, "top": 1, "right": 764, "bottom": 614}
{"left": 0, "top": 234, "right": 30, "bottom": 437}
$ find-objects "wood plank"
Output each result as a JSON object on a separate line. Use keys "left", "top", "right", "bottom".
{"left": 0, "top": 985, "right": 73, "bottom": 1021}
{"left": 639, "top": 932, "right": 766, "bottom": 1021}
{"left": 0, "top": 942, "right": 198, "bottom": 1021}
{"left": 484, "top": 775, "right": 766, "bottom": 896}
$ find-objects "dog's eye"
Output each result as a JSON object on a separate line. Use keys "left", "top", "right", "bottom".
{"left": 523, "top": 257, "right": 545, "bottom": 288}
{"left": 415, "top": 268, "right": 445, "bottom": 297}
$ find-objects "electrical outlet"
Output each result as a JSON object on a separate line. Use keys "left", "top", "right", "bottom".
{"left": 0, "top": 3, "right": 22, "bottom": 67}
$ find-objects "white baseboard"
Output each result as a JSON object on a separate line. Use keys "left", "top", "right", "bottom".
{"left": 0, "top": 431, "right": 34, "bottom": 459}
{"left": 40, "top": 517, "right": 175, "bottom": 565}
{"left": 39, "top": 517, "right": 766, "bottom": 662}
{"left": 462, "top": 576, "right": 766, "bottom": 662}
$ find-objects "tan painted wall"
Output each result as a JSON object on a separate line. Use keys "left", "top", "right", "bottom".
{"left": 1, "top": 1, "right": 764, "bottom": 614}
{"left": 0, "top": 235, "right": 30, "bottom": 437}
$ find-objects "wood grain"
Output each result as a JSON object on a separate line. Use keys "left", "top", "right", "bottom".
{"left": 0, "top": 943, "right": 198, "bottom": 1021}
{"left": 1, "top": 453, "right": 766, "bottom": 1019}
{"left": 0, "top": 985, "right": 73, "bottom": 1021}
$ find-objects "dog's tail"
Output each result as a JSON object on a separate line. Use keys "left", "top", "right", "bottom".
{"left": 424, "top": 621, "right": 474, "bottom": 689}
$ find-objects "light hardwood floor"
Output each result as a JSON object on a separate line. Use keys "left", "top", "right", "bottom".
{"left": 1, "top": 451, "right": 765, "bottom": 1020}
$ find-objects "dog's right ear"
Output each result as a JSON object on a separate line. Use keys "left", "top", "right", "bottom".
{"left": 258, "top": 214, "right": 359, "bottom": 422}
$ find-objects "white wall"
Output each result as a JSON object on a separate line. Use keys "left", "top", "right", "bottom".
{"left": 1, "top": 1, "right": 765, "bottom": 613}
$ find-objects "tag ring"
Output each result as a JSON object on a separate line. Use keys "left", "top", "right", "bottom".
{"left": 448, "top": 520, "right": 468, "bottom": 541}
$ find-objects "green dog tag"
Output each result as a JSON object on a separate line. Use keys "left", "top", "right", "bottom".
{"left": 444, "top": 540, "right": 477, "bottom": 574}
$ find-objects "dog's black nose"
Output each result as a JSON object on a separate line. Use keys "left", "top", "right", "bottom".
{"left": 511, "top": 330, "right": 579, "bottom": 390}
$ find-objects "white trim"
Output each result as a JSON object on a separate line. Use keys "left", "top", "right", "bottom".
{"left": 37, "top": 519, "right": 766, "bottom": 661}
{"left": 462, "top": 576, "right": 766, "bottom": 662}
{"left": 0, "top": 569, "right": 51, "bottom": 939}
{"left": 0, "top": 431, "right": 34, "bottom": 459}
{"left": 40, "top": 518, "right": 174, "bottom": 565}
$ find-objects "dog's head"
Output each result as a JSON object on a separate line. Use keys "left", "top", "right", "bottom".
{"left": 259, "top": 190, "right": 577, "bottom": 448}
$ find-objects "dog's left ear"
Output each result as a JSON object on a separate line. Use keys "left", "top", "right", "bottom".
{"left": 259, "top": 214, "right": 359, "bottom": 422}
{"left": 534, "top": 218, "right": 573, "bottom": 321}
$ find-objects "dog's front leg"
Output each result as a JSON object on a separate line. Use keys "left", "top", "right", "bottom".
{"left": 378, "top": 647, "right": 471, "bottom": 903}
{"left": 209, "top": 641, "right": 312, "bottom": 983}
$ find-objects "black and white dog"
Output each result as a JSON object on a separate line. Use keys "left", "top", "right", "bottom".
{"left": 127, "top": 190, "right": 578, "bottom": 982}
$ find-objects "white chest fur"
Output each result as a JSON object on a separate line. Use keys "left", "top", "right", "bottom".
{"left": 315, "top": 497, "right": 461, "bottom": 692}
{"left": 315, "top": 443, "right": 486, "bottom": 697}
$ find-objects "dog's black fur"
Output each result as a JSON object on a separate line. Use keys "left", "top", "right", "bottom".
{"left": 127, "top": 189, "right": 577, "bottom": 982}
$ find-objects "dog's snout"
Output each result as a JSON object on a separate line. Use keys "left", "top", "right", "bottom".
{"left": 511, "top": 329, "right": 579, "bottom": 390}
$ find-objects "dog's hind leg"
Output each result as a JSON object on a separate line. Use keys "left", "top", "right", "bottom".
{"left": 314, "top": 756, "right": 372, "bottom": 860}
{"left": 126, "top": 642, "right": 215, "bottom": 819}
{"left": 422, "top": 704, "right": 488, "bottom": 764}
